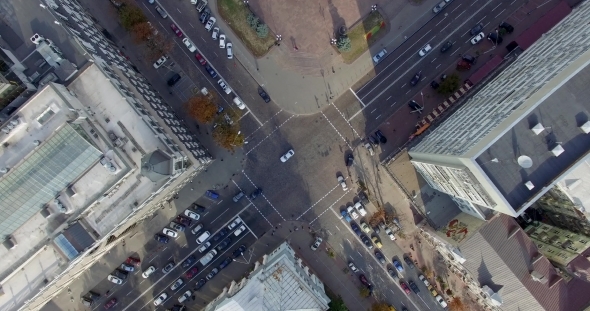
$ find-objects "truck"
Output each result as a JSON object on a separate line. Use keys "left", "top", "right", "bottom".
{"left": 196, "top": 0, "right": 207, "bottom": 12}
{"left": 199, "top": 249, "right": 217, "bottom": 265}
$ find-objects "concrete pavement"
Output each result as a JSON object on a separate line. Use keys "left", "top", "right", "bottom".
{"left": 209, "top": 0, "right": 444, "bottom": 115}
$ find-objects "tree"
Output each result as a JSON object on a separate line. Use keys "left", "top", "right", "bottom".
{"left": 212, "top": 121, "right": 244, "bottom": 151}
{"left": 368, "top": 208, "right": 395, "bottom": 227}
{"left": 247, "top": 14, "right": 259, "bottom": 29}
{"left": 437, "top": 73, "right": 460, "bottom": 96}
{"left": 145, "top": 33, "right": 174, "bottom": 61}
{"left": 256, "top": 23, "right": 269, "bottom": 38}
{"left": 371, "top": 302, "right": 391, "bottom": 311}
{"left": 131, "top": 22, "right": 154, "bottom": 43}
{"left": 118, "top": 4, "right": 147, "bottom": 30}
{"left": 359, "top": 287, "right": 371, "bottom": 298}
{"left": 184, "top": 94, "right": 218, "bottom": 124}
{"left": 337, "top": 37, "right": 352, "bottom": 52}
{"left": 448, "top": 297, "right": 466, "bottom": 311}
{"left": 328, "top": 295, "right": 348, "bottom": 311}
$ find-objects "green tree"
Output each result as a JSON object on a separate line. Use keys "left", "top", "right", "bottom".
{"left": 337, "top": 37, "right": 352, "bottom": 52}
{"left": 359, "top": 287, "right": 371, "bottom": 298}
{"left": 437, "top": 73, "right": 461, "bottom": 96}
{"left": 184, "top": 93, "right": 218, "bottom": 124}
{"left": 327, "top": 295, "right": 348, "bottom": 311}
{"left": 256, "top": 23, "right": 269, "bottom": 38}
{"left": 118, "top": 5, "right": 147, "bottom": 30}
{"left": 247, "top": 14, "right": 259, "bottom": 29}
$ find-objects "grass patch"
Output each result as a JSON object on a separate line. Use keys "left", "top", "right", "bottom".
{"left": 340, "top": 12, "right": 386, "bottom": 64}
{"left": 217, "top": 0, "right": 275, "bottom": 57}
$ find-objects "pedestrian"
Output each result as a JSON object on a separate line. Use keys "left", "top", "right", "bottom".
{"left": 272, "top": 232, "right": 274, "bottom": 236}
{"left": 266, "top": 243, "right": 269, "bottom": 246}
{"left": 289, "top": 230, "right": 292, "bottom": 232}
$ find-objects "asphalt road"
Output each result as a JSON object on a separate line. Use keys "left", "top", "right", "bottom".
{"left": 55, "top": 0, "right": 525, "bottom": 310}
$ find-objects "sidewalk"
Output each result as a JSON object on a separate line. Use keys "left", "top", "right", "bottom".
{"left": 209, "top": 0, "right": 443, "bottom": 115}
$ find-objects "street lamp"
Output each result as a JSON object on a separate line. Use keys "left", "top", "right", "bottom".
{"left": 231, "top": 131, "right": 242, "bottom": 146}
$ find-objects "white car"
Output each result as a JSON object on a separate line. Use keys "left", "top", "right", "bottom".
{"left": 418, "top": 44, "right": 432, "bottom": 57}
{"left": 163, "top": 228, "right": 178, "bottom": 238}
{"left": 190, "top": 0, "right": 197, "bottom": 4}
{"left": 226, "top": 42, "right": 233, "bottom": 59}
{"left": 227, "top": 218, "right": 242, "bottom": 230}
{"left": 384, "top": 227, "right": 396, "bottom": 240}
{"left": 170, "top": 278, "right": 184, "bottom": 291}
{"left": 184, "top": 209, "right": 200, "bottom": 220}
{"left": 107, "top": 275, "right": 123, "bottom": 284}
{"left": 178, "top": 290, "right": 192, "bottom": 303}
{"left": 470, "top": 32, "right": 485, "bottom": 45}
{"left": 191, "top": 223, "right": 204, "bottom": 235}
{"left": 346, "top": 205, "right": 359, "bottom": 220}
{"left": 280, "top": 149, "right": 295, "bottom": 162}
{"left": 211, "top": 27, "right": 219, "bottom": 40}
{"left": 348, "top": 262, "right": 359, "bottom": 273}
{"left": 219, "top": 34, "right": 226, "bottom": 48}
{"left": 435, "top": 295, "right": 448, "bottom": 308}
{"left": 182, "top": 38, "right": 197, "bottom": 52}
{"left": 154, "top": 293, "right": 168, "bottom": 306}
{"left": 353, "top": 202, "right": 367, "bottom": 216}
{"left": 419, "top": 274, "right": 431, "bottom": 287}
{"left": 311, "top": 237, "right": 323, "bottom": 250}
{"left": 360, "top": 222, "right": 371, "bottom": 233}
{"left": 205, "top": 17, "right": 216, "bottom": 31}
{"left": 197, "top": 241, "right": 211, "bottom": 253}
{"left": 142, "top": 266, "right": 156, "bottom": 278}
{"left": 372, "top": 48, "right": 387, "bottom": 63}
{"left": 217, "top": 79, "right": 231, "bottom": 94}
{"left": 153, "top": 55, "right": 168, "bottom": 69}
{"left": 337, "top": 175, "right": 348, "bottom": 191}
{"left": 234, "top": 224, "right": 246, "bottom": 236}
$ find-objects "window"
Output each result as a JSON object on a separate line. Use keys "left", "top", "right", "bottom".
{"left": 37, "top": 108, "right": 56, "bottom": 125}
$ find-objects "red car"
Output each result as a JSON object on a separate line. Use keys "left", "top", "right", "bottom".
{"left": 195, "top": 53, "right": 206, "bottom": 66}
{"left": 400, "top": 281, "right": 411, "bottom": 295}
{"left": 170, "top": 23, "right": 183, "bottom": 37}
{"left": 176, "top": 215, "right": 192, "bottom": 227}
{"left": 125, "top": 257, "right": 140, "bottom": 266}
{"left": 185, "top": 267, "right": 199, "bottom": 279}
{"left": 104, "top": 298, "right": 118, "bottom": 309}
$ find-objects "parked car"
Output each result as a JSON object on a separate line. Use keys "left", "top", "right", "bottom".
{"left": 375, "top": 251, "right": 386, "bottom": 264}
{"left": 487, "top": 32, "right": 503, "bottom": 44}
{"left": 250, "top": 188, "right": 262, "bottom": 199}
{"left": 385, "top": 227, "right": 396, "bottom": 240}
{"left": 125, "top": 257, "right": 141, "bottom": 266}
{"left": 258, "top": 88, "right": 271, "bottom": 102}
{"left": 107, "top": 275, "right": 123, "bottom": 284}
{"left": 217, "top": 79, "right": 231, "bottom": 94}
{"left": 191, "top": 223, "right": 204, "bottom": 235}
{"left": 154, "top": 234, "right": 169, "bottom": 244}
{"left": 198, "top": 241, "right": 211, "bottom": 253}
{"left": 169, "top": 221, "right": 186, "bottom": 232}
{"left": 205, "top": 190, "right": 219, "bottom": 199}
{"left": 204, "top": 64, "right": 218, "bottom": 78}
{"left": 194, "top": 278, "right": 207, "bottom": 290}
{"left": 470, "top": 22, "right": 484, "bottom": 35}
{"left": 120, "top": 263, "right": 134, "bottom": 272}
{"left": 372, "top": 49, "right": 387, "bottom": 64}
{"left": 226, "top": 43, "right": 233, "bottom": 59}
{"left": 184, "top": 209, "right": 200, "bottom": 221}
{"left": 419, "top": 274, "right": 431, "bottom": 287}
{"left": 372, "top": 236, "right": 383, "bottom": 248}
{"left": 432, "top": 0, "right": 448, "bottom": 14}
{"left": 227, "top": 218, "right": 243, "bottom": 230}
{"left": 347, "top": 205, "right": 359, "bottom": 220}
{"left": 360, "top": 222, "right": 371, "bottom": 233}
{"left": 205, "top": 17, "right": 216, "bottom": 31}
{"left": 348, "top": 262, "right": 359, "bottom": 273}
{"left": 211, "top": 27, "right": 219, "bottom": 40}
{"left": 387, "top": 268, "right": 400, "bottom": 282}
{"left": 351, "top": 223, "right": 362, "bottom": 236}
{"left": 361, "top": 235, "right": 373, "bottom": 249}
{"left": 206, "top": 268, "right": 219, "bottom": 280}
{"left": 219, "top": 34, "right": 226, "bottom": 48}
{"left": 440, "top": 41, "right": 453, "bottom": 53}
{"left": 167, "top": 73, "right": 181, "bottom": 86}
{"left": 375, "top": 130, "right": 387, "bottom": 143}
{"left": 430, "top": 80, "right": 440, "bottom": 89}
{"left": 163, "top": 228, "right": 178, "bottom": 238}
{"left": 153, "top": 55, "right": 168, "bottom": 69}
{"left": 176, "top": 215, "right": 192, "bottom": 227}
{"left": 142, "top": 266, "right": 156, "bottom": 278}
{"left": 470, "top": 32, "right": 485, "bottom": 45}
{"left": 155, "top": 5, "right": 168, "bottom": 18}
{"left": 153, "top": 293, "right": 168, "bottom": 306}
{"left": 178, "top": 291, "right": 191, "bottom": 303}
{"left": 499, "top": 21, "right": 514, "bottom": 33}
{"left": 162, "top": 261, "right": 175, "bottom": 274}
{"left": 170, "top": 23, "right": 183, "bottom": 37}
{"left": 311, "top": 237, "right": 323, "bottom": 251}
{"left": 195, "top": 53, "right": 207, "bottom": 65}
{"left": 409, "top": 280, "right": 420, "bottom": 293}
{"left": 218, "top": 257, "right": 232, "bottom": 270}
{"left": 233, "top": 244, "right": 247, "bottom": 258}
{"left": 403, "top": 255, "right": 415, "bottom": 269}
{"left": 232, "top": 191, "right": 244, "bottom": 202}
{"left": 337, "top": 175, "right": 348, "bottom": 191}
{"left": 199, "top": 8, "right": 211, "bottom": 24}
{"left": 104, "top": 298, "right": 118, "bottom": 309}
{"left": 400, "top": 281, "right": 411, "bottom": 295}
{"left": 393, "top": 260, "right": 404, "bottom": 272}
{"left": 436, "top": 295, "right": 448, "bottom": 308}
{"left": 185, "top": 267, "right": 199, "bottom": 279}
{"left": 359, "top": 274, "right": 373, "bottom": 293}
{"left": 354, "top": 202, "right": 367, "bottom": 216}
{"left": 182, "top": 255, "right": 196, "bottom": 269}
{"left": 280, "top": 149, "right": 295, "bottom": 162}
{"left": 233, "top": 224, "right": 246, "bottom": 236}
{"left": 462, "top": 54, "right": 477, "bottom": 64}
{"left": 170, "top": 278, "right": 184, "bottom": 291}
{"left": 216, "top": 238, "right": 232, "bottom": 251}
{"left": 212, "top": 228, "right": 229, "bottom": 242}
{"left": 346, "top": 154, "right": 354, "bottom": 166}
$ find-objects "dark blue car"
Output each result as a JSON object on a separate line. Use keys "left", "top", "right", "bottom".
{"left": 204, "top": 65, "right": 217, "bottom": 79}
{"left": 205, "top": 190, "right": 219, "bottom": 200}
{"left": 351, "top": 223, "right": 362, "bottom": 236}
{"left": 154, "top": 234, "right": 169, "bottom": 244}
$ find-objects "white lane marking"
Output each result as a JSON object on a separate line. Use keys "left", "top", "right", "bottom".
{"left": 350, "top": 88, "right": 366, "bottom": 107}
{"left": 231, "top": 180, "right": 274, "bottom": 227}
{"left": 330, "top": 103, "right": 361, "bottom": 138}
{"left": 245, "top": 114, "right": 296, "bottom": 155}
{"left": 241, "top": 170, "right": 286, "bottom": 221}
{"left": 308, "top": 188, "right": 351, "bottom": 224}
{"left": 210, "top": 208, "right": 228, "bottom": 223}
{"left": 327, "top": 230, "right": 333, "bottom": 235}
{"left": 244, "top": 109, "right": 284, "bottom": 140}
{"left": 390, "top": 101, "right": 397, "bottom": 107}
{"left": 297, "top": 182, "right": 343, "bottom": 220}
{"left": 335, "top": 225, "right": 341, "bottom": 231}
{"left": 430, "top": 57, "right": 437, "bottom": 63}
{"left": 450, "top": 3, "right": 462, "bottom": 13}
{"left": 375, "top": 114, "right": 382, "bottom": 119}
{"left": 371, "top": 108, "right": 377, "bottom": 113}
{"left": 495, "top": 9, "right": 506, "bottom": 18}
{"left": 492, "top": 3, "right": 502, "bottom": 11}
{"left": 321, "top": 111, "right": 352, "bottom": 149}
{"left": 346, "top": 238, "right": 352, "bottom": 244}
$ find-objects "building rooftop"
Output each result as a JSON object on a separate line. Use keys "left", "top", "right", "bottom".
{"left": 476, "top": 62, "right": 590, "bottom": 212}
{"left": 556, "top": 153, "right": 590, "bottom": 216}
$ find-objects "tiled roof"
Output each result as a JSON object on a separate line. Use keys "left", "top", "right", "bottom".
{"left": 459, "top": 215, "right": 590, "bottom": 311}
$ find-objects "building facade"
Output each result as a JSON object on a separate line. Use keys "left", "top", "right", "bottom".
{"left": 205, "top": 242, "right": 331, "bottom": 311}
{"left": 409, "top": 1, "right": 590, "bottom": 217}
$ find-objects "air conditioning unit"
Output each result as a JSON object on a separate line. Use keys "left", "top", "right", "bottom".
{"left": 30, "top": 33, "right": 43, "bottom": 45}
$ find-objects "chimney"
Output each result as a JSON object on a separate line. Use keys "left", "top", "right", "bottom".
{"left": 531, "top": 270, "right": 548, "bottom": 284}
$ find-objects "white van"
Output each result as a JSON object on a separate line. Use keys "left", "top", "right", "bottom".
{"left": 196, "top": 231, "right": 210, "bottom": 244}
{"left": 233, "top": 97, "right": 245, "bottom": 110}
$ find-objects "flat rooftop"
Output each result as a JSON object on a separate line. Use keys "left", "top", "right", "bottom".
{"left": 476, "top": 62, "right": 590, "bottom": 211}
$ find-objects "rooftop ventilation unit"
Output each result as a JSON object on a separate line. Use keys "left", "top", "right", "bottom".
{"left": 530, "top": 270, "right": 548, "bottom": 284}
{"left": 551, "top": 144, "right": 564, "bottom": 157}
{"left": 517, "top": 155, "right": 533, "bottom": 168}
{"left": 30, "top": 33, "right": 43, "bottom": 45}
{"left": 532, "top": 123, "right": 545, "bottom": 135}
{"left": 525, "top": 181, "right": 535, "bottom": 190}
{"left": 580, "top": 121, "right": 590, "bottom": 134}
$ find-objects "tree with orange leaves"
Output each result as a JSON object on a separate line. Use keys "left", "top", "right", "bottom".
{"left": 448, "top": 296, "right": 466, "bottom": 311}
{"left": 184, "top": 93, "right": 218, "bottom": 124}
